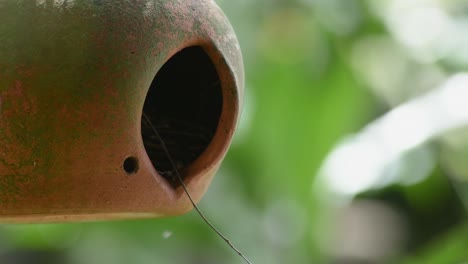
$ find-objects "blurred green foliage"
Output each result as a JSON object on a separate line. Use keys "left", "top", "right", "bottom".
{"left": 3, "top": 0, "right": 468, "bottom": 263}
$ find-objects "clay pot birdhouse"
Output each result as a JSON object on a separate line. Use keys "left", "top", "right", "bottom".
{"left": 0, "top": 0, "right": 243, "bottom": 222}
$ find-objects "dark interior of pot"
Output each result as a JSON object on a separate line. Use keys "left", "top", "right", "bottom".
{"left": 141, "top": 46, "right": 223, "bottom": 187}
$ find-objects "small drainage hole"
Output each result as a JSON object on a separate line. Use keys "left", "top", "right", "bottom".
{"left": 123, "top": 157, "right": 139, "bottom": 174}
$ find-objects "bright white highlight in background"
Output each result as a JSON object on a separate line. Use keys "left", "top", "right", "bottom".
{"left": 369, "top": 0, "right": 468, "bottom": 65}
{"left": 318, "top": 74, "right": 468, "bottom": 196}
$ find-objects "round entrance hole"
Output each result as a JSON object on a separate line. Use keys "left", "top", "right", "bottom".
{"left": 141, "top": 46, "right": 223, "bottom": 187}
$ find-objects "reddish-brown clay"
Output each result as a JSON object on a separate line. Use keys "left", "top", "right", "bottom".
{"left": 0, "top": 0, "right": 243, "bottom": 222}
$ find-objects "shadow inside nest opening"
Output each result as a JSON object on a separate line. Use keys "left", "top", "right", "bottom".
{"left": 141, "top": 46, "right": 223, "bottom": 187}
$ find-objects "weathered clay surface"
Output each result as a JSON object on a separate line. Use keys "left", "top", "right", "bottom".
{"left": 0, "top": 0, "right": 243, "bottom": 222}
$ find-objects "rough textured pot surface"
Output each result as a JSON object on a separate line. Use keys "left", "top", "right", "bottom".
{"left": 0, "top": 0, "right": 243, "bottom": 222}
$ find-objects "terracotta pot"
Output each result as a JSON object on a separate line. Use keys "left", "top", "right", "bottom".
{"left": 0, "top": 0, "right": 243, "bottom": 222}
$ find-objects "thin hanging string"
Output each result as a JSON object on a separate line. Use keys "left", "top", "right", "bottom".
{"left": 142, "top": 112, "right": 252, "bottom": 264}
